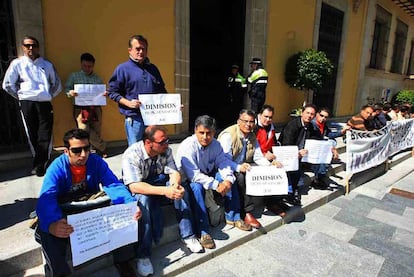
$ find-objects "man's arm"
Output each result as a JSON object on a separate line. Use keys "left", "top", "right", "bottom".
{"left": 49, "top": 64, "right": 62, "bottom": 98}
{"left": 36, "top": 159, "right": 67, "bottom": 233}
{"left": 108, "top": 67, "right": 141, "bottom": 109}
{"left": 177, "top": 141, "right": 220, "bottom": 190}
{"left": 97, "top": 157, "right": 136, "bottom": 204}
{"left": 128, "top": 170, "right": 183, "bottom": 200}
{"left": 2, "top": 59, "right": 19, "bottom": 99}
{"left": 252, "top": 141, "right": 270, "bottom": 166}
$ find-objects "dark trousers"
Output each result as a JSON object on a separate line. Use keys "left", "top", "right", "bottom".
{"left": 20, "top": 100, "right": 53, "bottom": 169}
{"left": 235, "top": 172, "right": 282, "bottom": 217}
{"left": 39, "top": 229, "right": 71, "bottom": 277}
{"left": 235, "top": 172, "right": 255, "bottom": 216}
{"left": 39, "top": 227, "right": 132, "bottom": 276}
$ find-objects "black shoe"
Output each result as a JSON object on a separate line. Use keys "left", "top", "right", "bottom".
{"left": 115, "top": 261, "right": 136, "bottom": 277}
{"left": 317, "top": 176, "right": 333, "bottom": 190}
{"left": 287, "top": 190, "right": 301, "bottom": 206}
{"left": 35, "top": 166, "right": 45, "bottom": 177}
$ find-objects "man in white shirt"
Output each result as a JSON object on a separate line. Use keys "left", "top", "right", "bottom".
{"left": 2, "top": 36, "right": 61, "bottom": 176}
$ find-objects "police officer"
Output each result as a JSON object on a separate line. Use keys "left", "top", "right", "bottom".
{"left": 227, "top": 64, "right": 246, "bottom": 119}
{"left": 247, "top": 58, "right": 268, "bottom": 113}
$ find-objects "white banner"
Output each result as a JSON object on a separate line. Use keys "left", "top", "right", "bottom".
{"left": 346, "top": 119, "right": 414, "bottom": 175}
{"left": 67, "top": 202, "right": 138, "bottom": 266}
{"left": 246, "top": 166, "right": 289, "bottom": 196}
{"left": 272, "top": 146, "right": 299, "bottom": 171}
{"left": 74, "top": 84, "right": 106, "bottom": 106}
{"left": 139, "top": 93, "right": 182, "bottom": 125}
{"left": 301, "top": 139, "right": 333, "bottom": 164}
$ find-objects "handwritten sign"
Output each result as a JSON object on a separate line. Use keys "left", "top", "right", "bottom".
{"left": 67, "top": 202, "right": 138, "bottom": 266}
{"left": 139, "top": 93, "right": 182, "bottom": 125}
{"left": 74, "top": 84, "right": 106, "bottom": 106}
{"left": 245, "top": 166, "right": 289, "bottom": 196}
{"left": 301, "top": 139, "right": 333, "bottom": 164}
{"left": 272, "top": 146, "right": 299, "bottom": 171}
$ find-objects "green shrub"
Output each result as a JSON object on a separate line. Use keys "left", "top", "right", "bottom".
{"left": 284, "top": 49, "right": 334, "bottom": 92}
{"left": 395, "top": 90, "right": 414, "bottom": 106}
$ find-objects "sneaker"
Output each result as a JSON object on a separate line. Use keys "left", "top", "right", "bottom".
{"left": 182, "top": 236, "right": 204, "bottom": 253}
{"left": 136, "top": 258, "right": 153, "bottom": 277}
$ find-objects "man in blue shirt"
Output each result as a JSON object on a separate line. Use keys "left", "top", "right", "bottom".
{"left": 108, "top": 35, "right": 166, "bottom": 145}
{"left": 36, "top": 129, "right": 141, "bottom": 277}
{"left": 176, "top": 115, "right": 252, "bottom": 250}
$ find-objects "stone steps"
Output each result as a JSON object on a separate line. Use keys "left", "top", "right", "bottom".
{"left": 5, "top": 140, "right": 413, "bottom": 276}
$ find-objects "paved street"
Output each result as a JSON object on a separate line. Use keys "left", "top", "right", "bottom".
{"left": 176, "top": 161, "right": 414, "bottom": 277}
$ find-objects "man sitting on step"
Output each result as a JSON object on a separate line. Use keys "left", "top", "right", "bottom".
{"left": 36, "top": 129, "right": 141, "bottom": 277}
{"left": 218, "top": 108, "right": 286, "bottom": 228}
{"left": 122, "top": 125, "right": 203, "bottom": 277}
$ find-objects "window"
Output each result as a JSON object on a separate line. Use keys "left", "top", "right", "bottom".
{"left": 390, "top": 19, "right": 408, "bottom": 74}
{"left": 406, "top": 41, "right": 414, "bottom": 75}
{"left": 369, "top": 5, "right": 391, "bottom": 70}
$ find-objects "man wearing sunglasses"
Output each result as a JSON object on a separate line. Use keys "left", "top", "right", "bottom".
{"left": 122, "top": 125, "right": 202, "bottom": 277}
{"left": 36, "top": 128, "right": 141, "bottom": 277}
{"left": 310, "top": 107, "right": 349, "bottom": 190}
{"left": 2, "top": 35, "right": 62, "bottom": 177}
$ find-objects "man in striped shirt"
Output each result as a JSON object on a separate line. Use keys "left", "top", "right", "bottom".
{"left": 65, "top": 53, "right": 107, "bottom": 157}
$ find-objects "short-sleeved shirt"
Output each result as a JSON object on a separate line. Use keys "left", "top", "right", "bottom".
{"left": 122, "top": 140, "right": 177, "bottom": 185}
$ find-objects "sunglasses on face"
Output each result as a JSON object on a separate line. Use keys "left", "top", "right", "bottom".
{"left": 23, "top": 44, "right": 39, "bottom": 48}
{"left": 69, "top": 145, "right": 91, "bottom": 154}
{"left": 153, "top": 138, "right": 169, "bottom": 145}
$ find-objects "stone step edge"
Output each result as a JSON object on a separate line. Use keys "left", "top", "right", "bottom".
{"left": 8, "top": 149, "right": 412, "bottom": 276}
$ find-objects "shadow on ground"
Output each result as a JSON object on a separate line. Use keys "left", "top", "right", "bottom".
{"left": 0, "top": 198, "right": 37, "bottom": 230}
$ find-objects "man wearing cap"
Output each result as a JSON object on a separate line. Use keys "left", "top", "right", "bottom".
{"left": 227, "top": 64, "right": 247, "bottom": 120}
{"left": 247, "top": 58, "right": 268, "bottom": 113}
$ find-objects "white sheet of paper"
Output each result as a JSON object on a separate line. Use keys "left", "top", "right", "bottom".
{"left": 245, "top": 166, "right": 289, "bottom": 196}
{"left": 67, "top": 202, "right": 138, "bottom": 266}
{"left": 74, "top": 84, "right": 106, "bottom": 106}
{"left": 301, "top": 139, "right": 333, "bottom": 164}
{"left": 139, "top": 93, "right": 182, "bottom": 125}
{"left": 272, "top": 146, "right": 299, "bottom": 171}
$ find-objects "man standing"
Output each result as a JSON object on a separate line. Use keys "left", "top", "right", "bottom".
{"left": 279, "top": 104, "right": 319, "bottom": 205}
{"left": 247, "top": 58, "right": 268, "bottom": 113}
{"left": 108, "top": 35, "right": 166, "bottom": 146}
{"left": 176, "top": 115, "right": 252, "bottom": 250}
{"left": 36, "top": 129, "right": 141, "bottom": 277}
{"left": 218, "top": 109, "right": 283, "bottom": 228}
{"left": 65, "top": 53, "right": 107, "bottom": 157}
{"left": 122, "top": 125, "right": 202, "bottom": 276}
{"left": 2, "top": 36, "right": 62, "bottom": 176}
{"left": 347, "top": 105, "right": 375, "bottom": 131}
{"left": 227, "top": 64, "right": 246, "bottom": 119}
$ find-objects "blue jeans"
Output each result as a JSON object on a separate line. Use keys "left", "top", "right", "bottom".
{"left": 311, "top": 163, "right": 328, "bottom": 179}
{"left": 124, "top": 115, "right": 145, "bottom": 146}
{"left": 189, "top": 173, "right": 241, "bottom": 236}
{"left": 135, "top": 174, "right": 195, "bottom": 258}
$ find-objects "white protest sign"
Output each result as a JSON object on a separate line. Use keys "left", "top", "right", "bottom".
{"left": 74, "top": 84, "right": 106, "bottom": 106}
{"left": 301, "top": 139, "right": 333, "bottom": 164}
{"left": 245, "top": 166, "right": 289, "bottom": 196}
{"left": 272, "top": 146, "right": 299, "bottom": 171}
{"left": 139, "top": 93, "right": 182, "bottom": 125}
{"left": 67, "top": 202, "right": 138, "bottom": 266}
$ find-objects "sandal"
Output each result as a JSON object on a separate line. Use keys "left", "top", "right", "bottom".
{"left": 200, "top": 234, "right": 216, "bottom": 249}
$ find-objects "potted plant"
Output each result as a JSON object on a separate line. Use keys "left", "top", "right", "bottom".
{"left": 284, "top": 48, "right": 334, "bottom": 105}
